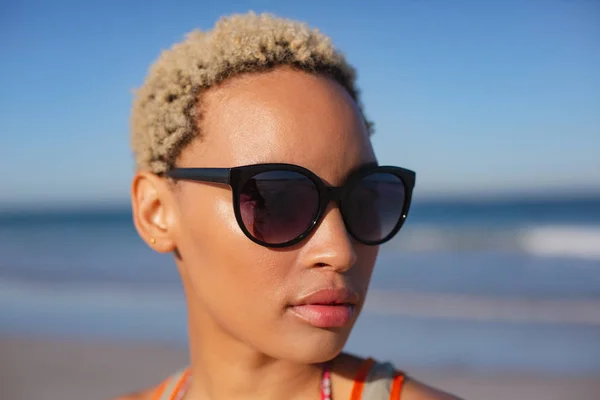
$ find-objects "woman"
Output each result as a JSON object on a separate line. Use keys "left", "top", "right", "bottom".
{"left": 122, "top": 12, "right": 458, "bottom": 400}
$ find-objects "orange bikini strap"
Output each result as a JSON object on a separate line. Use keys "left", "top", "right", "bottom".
{"left": 349, "top": 357, "right": 375, "bottom": 400}
{"left": 169, "top": 369, "right": 191, "bottom": 400}
{"left": 389, "top": 373, "right": 405, "bottom": 400}
{"left": 151, "top": 380, "right": 168, "bottom": 400}
{"left": 152, "top": 369, "right": 190, "bottom": 400}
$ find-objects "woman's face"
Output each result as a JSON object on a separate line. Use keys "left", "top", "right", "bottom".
{"left": 171, "top": 68, "right": 379, "bottom": 363}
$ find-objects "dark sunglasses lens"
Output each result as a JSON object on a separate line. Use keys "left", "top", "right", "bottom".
{"left": 345, "top": 172, "right": 406, "bottom": 243}
{"left": 239, "top": 171, "right": 319, "bottom": 245}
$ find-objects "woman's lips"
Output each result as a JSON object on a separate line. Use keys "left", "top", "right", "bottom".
{"left": 288, "top": 287, "right": 359, "bottom": 328}
{"left": 289, "top": 303, "right": 355, "bottom": 328}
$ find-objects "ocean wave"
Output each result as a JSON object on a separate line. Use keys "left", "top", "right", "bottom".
{"left": 390, "top": 224, "right": 600, "bottom": 260}
{"left": 390, "top": 226, "right": 520, "bottom": 252}
{"left": 518, "top": 226, "right": 600, "bottom": 261}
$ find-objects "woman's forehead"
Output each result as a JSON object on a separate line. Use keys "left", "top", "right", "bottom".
{"left": 180, "top": 68, "right": 375, "bottom": 181}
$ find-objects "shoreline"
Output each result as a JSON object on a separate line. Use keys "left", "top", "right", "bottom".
{"left": 2, "top": 335, "right": 600, "bottom": 400}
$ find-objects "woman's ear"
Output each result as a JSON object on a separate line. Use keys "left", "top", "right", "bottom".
{"left": 131, "top": 171, "right": 177, "bottom": 253}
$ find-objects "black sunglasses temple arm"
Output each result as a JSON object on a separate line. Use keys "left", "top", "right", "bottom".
{"left": 166, "top": 168, "right": 231, "bottom": 184}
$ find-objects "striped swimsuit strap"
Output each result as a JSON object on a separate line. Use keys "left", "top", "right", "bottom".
{"left": 153, "top": 369, "right": 190, "bottom": 400}
{"left": 154, "top": 358, "right": 404, "bottom": 400}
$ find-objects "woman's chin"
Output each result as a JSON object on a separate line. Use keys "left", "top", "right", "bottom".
{"left": 270, "top": 327, "right": 352, "bottom": 364}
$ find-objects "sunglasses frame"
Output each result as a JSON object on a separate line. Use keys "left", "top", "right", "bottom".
{"left": 166, "top": 163, "right": 416, "bottom": 248}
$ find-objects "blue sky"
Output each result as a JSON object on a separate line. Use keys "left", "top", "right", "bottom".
{"left": 1, "top": 0, "right": 598, "bottom": 207}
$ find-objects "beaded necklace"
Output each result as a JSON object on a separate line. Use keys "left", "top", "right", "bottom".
{"left": 320, "top": 363, "right": 332, "bottom": 400}
{"left": 173, "top": 363, "right": 332, "bottom": 400}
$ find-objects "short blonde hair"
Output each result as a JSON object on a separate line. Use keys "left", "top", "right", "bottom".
{"left": 131, "top": 12, "right": 372, "bottom": 174}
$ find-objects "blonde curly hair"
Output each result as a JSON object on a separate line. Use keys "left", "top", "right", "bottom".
{"left": 131, "top": 12, "right": 372, "bottom": 174}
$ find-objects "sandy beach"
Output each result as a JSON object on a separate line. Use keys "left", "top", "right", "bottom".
{"left": 2, "top": 335, "right": 599, "bottom": 400}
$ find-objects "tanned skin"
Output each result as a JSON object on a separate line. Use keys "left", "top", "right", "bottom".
{"left": 124, "top": 68, "right": 460, "bottom": 400}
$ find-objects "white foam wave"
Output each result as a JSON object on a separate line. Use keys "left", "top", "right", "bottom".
{"left": 390, "top": 224, "right": 600, "bottom": 260}
{"left": 392, "top": 226, "right": 520, "bottom": 252}
{"left": 519, "top": 226, "right": 600, "bottom": 260}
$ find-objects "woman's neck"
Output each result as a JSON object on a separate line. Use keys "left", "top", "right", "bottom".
{"left": 183, "top": 308, "right": 325, "bottom": 400}
{"left": 183, "top": 357, "right": 323, "bottom": 400}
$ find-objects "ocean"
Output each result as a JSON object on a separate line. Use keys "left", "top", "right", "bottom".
{"left": 1, "top": 195, "right": 599, "bottom": 375}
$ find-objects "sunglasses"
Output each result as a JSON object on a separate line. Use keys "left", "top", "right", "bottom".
{"left": 166, "top": 163, "right": 416, "bottom": 248}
